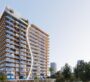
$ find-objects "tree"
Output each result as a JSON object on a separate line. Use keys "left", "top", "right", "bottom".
{"left": 49, "top": 67, "right": 54, "bottom": 76}
{"left": 61, "top": 63, "right": 72, "bottom": 82}
{"left": 85, "top": 62, "right": 90, "bottom": 81}
{"left": 74, "top": 60, "right": 86, "bottom": 81}
{"left": 55, "top": 71, "right": 64, "bottom": 82}
{"left": 0, "top": 72, "right": 7, "bottom": 82}
{"left": 74, "top": 60, "right": 90, "bottom": 82}
{"left": 49, "top": 67, "right": 53, "bottom": 72}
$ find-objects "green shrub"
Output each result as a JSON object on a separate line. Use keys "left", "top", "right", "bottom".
{"left": 0, "top": 72, "right": 7, "bottom": 82}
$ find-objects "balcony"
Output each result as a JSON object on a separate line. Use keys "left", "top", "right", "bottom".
{"left": 6, "top": 34, "right": 14, "bottom": 40}
{"left": 20, "top": 40, "right": 26, "bottom": 45}
{"left": 6, "top": 63, "right": 15, "bottom": 67}
{"left": 6, "top": 54, "right": 14, "bottom": 58}
{"left": 6, "top": 20, "right": 14, "bottom": 26}
{"left": 14, "top": 56, "right": 19, "bottom": 59}
{"left": 16, "top": 64, "right": 19, "bottom": 67}
{"left": 6, "top": 44, "right": 15, "bottom": 49}
{"left": 6, "top": 15, "right": 14, "bottom": 22}
{"left": 16, "top": 68, "right": 19, "bottom": 72}
{"left": 15, "top": 51, "right": 19, "bottom": 54}
{"left": 20, "top": 65, "right": 26, "bottom": 68}
{"left": 6, "top": 30, "right": 15, "bottom": 36}
{"left": 20, "top": 49, "right": 26, "bottom": 53}
{"left": 20, "top": 56, "right": 26, "bottom": 60}
{"left": 6, "top": 58, "right": 15, "bottom": 63}
{"left": 6, "top": 39, "right": 14, "bottom": 44}
{"left": 16, "top": 33, "right": 19, "bottom": 37}
{"left": 6, "top": 49, "right": 14, "bottom": 53}
{"left": 15, "top": 60, "right": 20, "bottom": 64}
{"left": 20, "top": 44, "right": 26, "bottom": 48}
{"left": 6, "top": 68, "right": 14, "bottom": 72}
{"left": 6, "top": 25, "right": 15, "bottom": 31}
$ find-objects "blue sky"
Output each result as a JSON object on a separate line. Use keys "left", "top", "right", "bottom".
{"left": 1, "top": 0, "right": 90, "bottom": 70}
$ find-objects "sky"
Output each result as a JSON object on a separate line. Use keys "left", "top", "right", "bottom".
{"left": 1, "top": 0, "right": 90, "bottom": 70}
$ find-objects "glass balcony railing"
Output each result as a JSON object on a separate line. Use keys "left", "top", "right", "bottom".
{"left": 16, "top": 68, "right": 19, "bottom": 72}
{"left": 6, "top": 15, "right": 14, "bottom": 22}
{"left": 20, "top": 56, "right": 26, "bottom": 60}
{"left": 6, "top": 54, "right": 14, "bottom": 58}
{"left": 20, "top": 40, "right": 26, "bottom": 44}
{"left": 6, "top": 39, "right": 14, "bottom": 44}
{"left": 15, "top": 51, "right": 19, "bottom": 54}
{"left": 6, "top": 25, "right": 15, "bottom": 31}
{"left": 14, "top": 56, "right": 19, "bottom": 59}
{"left": 6, "top": 49, "right": 14, "bottom": 53}
{"left": 6, "top": 20, "right": 14, "bottom": 26}
{"left": 6, "top": 58, "right": 15, "bottom": 63}
{"left": 6, "top": 44, "right": 15, "bottom": 49}
{"left": 16, "top": 64, "right": 19, "bottom": 67}
{"left": 15, "top": 60, "right": 20, "bottom": 63}
{"left": 6, "top": 34, "right": 14, "bottom": 40}
{"left": 6, "top": 63, "right": 15, "bottom": 67}
{"left": 6, "top": 30, "right": 15, "bottom": 36}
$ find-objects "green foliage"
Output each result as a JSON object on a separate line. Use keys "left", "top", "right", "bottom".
{"left": 0, "top": 72, "right": 7, "bottom": 82}
{"left": 74, "top": 60, "right": 90, "bottom": 82}
{"left": 34, "top": 76, "right": 39, "bottom": 80}
{"left": 56, "top": 78, "right": 64, "bottom": 82}
{"left": 55, "top": 60, "right": 90, "bottom": 82}
{"left": 49, "top": 67, "right": 54, "bottom": 72}
{"left": 52, "top": 60, "right": 90, "bottom": 82}
{"left": 55, "top": 71, "right": 65, "bottom": 82}
{"left": 74, "top": 60, "right": 85, "bottom": 80}
{"left": 61, "top": 63, "right": 72, "bottom": 81}
{"left": 55, "top": 64, "right": 72, "bottom": 82}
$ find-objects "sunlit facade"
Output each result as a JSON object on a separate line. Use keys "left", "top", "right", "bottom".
{"left": 0, "top": 7, "right": 49, "bottom": 79}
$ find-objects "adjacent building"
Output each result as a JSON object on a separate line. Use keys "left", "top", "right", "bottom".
{"left": 50, "top": 62, "right": 57, "bottom": 76}
{"left": 0, "top": 7, "right": 49, "bottom": 79}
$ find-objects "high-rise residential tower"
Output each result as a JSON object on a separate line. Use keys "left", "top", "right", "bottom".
{"left": 0, "top": 7, "right": 49, "bottom": 79}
